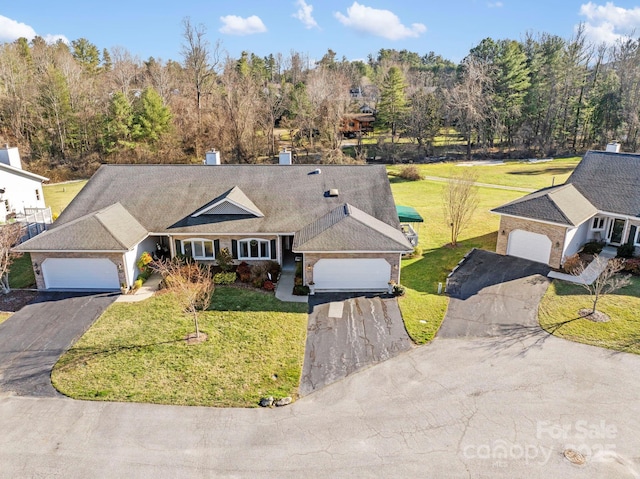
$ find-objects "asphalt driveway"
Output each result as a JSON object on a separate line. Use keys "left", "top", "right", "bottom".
{"left": 440, "top": 249, "right": 551, "bottom": 338}
{"left": 300, "top": 293, "right": 412, "bottom": 395}
{"left": 0, "top": 292, "right": 116, "bottom": 397}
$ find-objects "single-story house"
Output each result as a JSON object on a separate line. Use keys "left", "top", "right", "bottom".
{"left": 15, "top": 162, "right": 413, "bottom": 292}
{"left": 492, "top": 146, "right": 640, "bottom": 268}
{"left": 0, "top": 145, "right": 48, "bottom": 222}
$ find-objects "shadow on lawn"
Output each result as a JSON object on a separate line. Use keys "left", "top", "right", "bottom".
{"left": 401, "top": 232, "right": 497, "bottom": 294}
{"left": 508, "top": 166, "right": 575, "bottom": 176}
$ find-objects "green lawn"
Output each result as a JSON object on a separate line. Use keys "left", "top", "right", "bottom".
{"left": 391, "top": 176, "right": 525, "bottom": 343}
{"left": 43, "top": 180, "right": 88, "bottom": 216}
{"left": 389, "top": 157, "right": 580, "bottom": 191}
{"left": 538, "top": 278, "right": 640, "bottom": 354}
{"left": 9, "top": 253, "right": 35, "bottom": 288}
{"left": 52, "top": 287, "right": 308, "bottom": 407}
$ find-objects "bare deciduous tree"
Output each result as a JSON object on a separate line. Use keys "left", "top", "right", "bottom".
{"left": 570, "top": 255, "right": 631, "bottom": 316}
{"left": 152, "top": 259, "right": 214, "bottom": 339}
{"left": 442, "top": 171, "right": 479, "bottom": 247}
{"left": 0, "top": 223, "right": 23, "bottom": 294}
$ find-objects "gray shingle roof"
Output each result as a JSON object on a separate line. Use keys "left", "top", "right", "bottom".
{"left": 193, "top": 186, "right": 264, "bottom": 217}
{"left": 492, "top": 184, "right": 597, "bottom": 226}
{"left": 566, "top": 150, "right": 640, "bottom": 216}
{"left": 15, "top": 202, "right": 147, "bottom": 251}
{"left": 18, "top": 164, "right": 403, "bottom": 252}
{"left": 293, "top": 203, "right": 412, "bottom": 252}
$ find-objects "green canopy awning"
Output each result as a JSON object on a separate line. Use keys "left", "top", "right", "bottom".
{"left": 396, "top": 205, "right": 423, "bottom": 223}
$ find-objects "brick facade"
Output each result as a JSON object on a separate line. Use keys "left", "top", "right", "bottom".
{"left": 302, "top": 252, "right": 402, "bottom": 285}
{"left": 30, "top": 251, "right": 127, "bottom": 289}
{"left": 496, "top": 216, "right": 568, "bottom": 268}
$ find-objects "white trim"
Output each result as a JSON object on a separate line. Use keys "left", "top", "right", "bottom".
{"left": 293, "top": 249, "right": 413, "bottom": 254}
{"left": 161, "top": 232, "right": 290, "bottom": 236}
{"left": 192, "top": 198, "right": 264, "bottom": 218}
{"left": 492, "top": 211, "right": 574, "bottom": 228}
{"left": 14, "top": 249, "right": 129, "bottom": 253}
{"left": 237, "top": 238, "right": 271, "bottom": 260}
{"left": 178, "top": 238, "right": 216, "bottom": 260}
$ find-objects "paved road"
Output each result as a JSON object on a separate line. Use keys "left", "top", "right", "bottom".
{"left": 440, "top": 249, "right": 551, "bottom": 338}
{"left": 0, "top": 292, "right": 116, "bottom": 396}
{"left": 300, "top": 293, "right": 412, "bottom": 395}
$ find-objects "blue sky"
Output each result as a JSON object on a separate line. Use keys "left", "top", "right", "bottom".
{"left": 2, "top": 1, "right": 640, "bottom": 63}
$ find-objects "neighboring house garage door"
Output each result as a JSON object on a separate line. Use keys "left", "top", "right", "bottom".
{"left": 506, "top": 230, "right": 552, "bottom": 264}
{"left": 42, "top": 258, "right": 120, "bottom": 290}
{"left": 313, "top": 258, "right": 391, "bottom": 291}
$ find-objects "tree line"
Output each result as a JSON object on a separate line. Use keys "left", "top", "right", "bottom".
{"left": 1, "top": 19, "right": 640, "bottom": 179}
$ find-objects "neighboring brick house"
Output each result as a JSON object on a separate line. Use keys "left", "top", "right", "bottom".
{"left": 492, "top": 146, "right": 640, "bottom": 268}
{"left": 16, "top": 161, "right": 412, "bottom": 292}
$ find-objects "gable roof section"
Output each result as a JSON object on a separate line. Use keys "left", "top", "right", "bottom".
{"left": 49, "top": 164, "right": 400, "bottom": 236}
{"left": 0, "top": 162, "right": 49, "bottom": 182}
{"left": 566, "top": 150, "right": 640, "bottom": 217}
{"left": 16, "top": 202, "right": 147, "bottom": 252}
{"left": 192, "top": 186, "right": 264, "bottom": 217}
{"left": 293, "top": 203, "right": 412, "bottom": 252}
{"left": 491, "top": 184, "right": 597, "bottom": 227}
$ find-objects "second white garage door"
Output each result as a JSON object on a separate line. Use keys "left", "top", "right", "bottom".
{"left": 312, "top": 258, "right": 391, "bottom": 291}
{"left": 42, "top": 258, "right": 120, "bottom": 290}
{"left": 506, "top": 229, "right": 552, "bottom": 264}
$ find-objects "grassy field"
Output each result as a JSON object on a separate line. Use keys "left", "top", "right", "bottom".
{"left": 52, "top": 287, "right": 308, "bottom": 407}
{"left": 539, "top": 278, "right": 640, "bottom": 354}
{"left": 43, "top": 180, "right": 88, "bottom": 216}
{"left": 390, "top": 175, "right": 525, "bottom": 343}
{"left": 389, "top": 157, "right": 580, "bottom": 190}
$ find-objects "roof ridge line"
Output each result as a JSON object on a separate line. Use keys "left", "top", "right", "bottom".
{"left": 94, "top": 202, "right": 132, "bottom": 249}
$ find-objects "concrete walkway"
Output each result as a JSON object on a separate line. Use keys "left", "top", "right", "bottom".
{"left": 548, "top": 247, "right": 617, "bottom": 285}
{"left": 115, "top": 273, "right": 163, "bottom": 303}
{"left": 275, "top": 269, "right": 308, "bottom": 303}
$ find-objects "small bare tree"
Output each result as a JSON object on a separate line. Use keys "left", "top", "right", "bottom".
{"left": 442, "top": 171, "right": 479, "bottom": 247}
{"left": 571, "top": 255, "right": 631, "bottom": 316}
{"left": 0, "top": 223, "right": 23, "bottom": 294}
{"left": 152, "top": 259, "right": 214, "bottom": 340}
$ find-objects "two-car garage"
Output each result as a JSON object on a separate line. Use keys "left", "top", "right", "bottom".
{"left": 41, "top": 258, "right": 120, "bottom": 291}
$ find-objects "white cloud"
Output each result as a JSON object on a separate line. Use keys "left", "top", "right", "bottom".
{"left": 579, "top": 2, "right": 640, "bottom": 44}
{"left": 219, "top": 14, "right": 267, "bottom": 36}
{"left": 334, "top": 2, "right": 426, "bottom": 41}
{"left": 488, "top": 1, "right": 504, "bottom": 8}
{"left": 0, "top": 15, "right": 68, "bottom": 44}
{"left": 292, "top": 0, "right": 319, "bottom": 29}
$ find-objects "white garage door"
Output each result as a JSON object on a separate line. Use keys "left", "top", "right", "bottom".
{"left": 42, "top": 258, "right": 120, "bottom": 290}
{"left": 313, "top": 258, "right": 391, "bottom": 291}
{"left": 506, "top": 230, "right": 552, "bottom": 264}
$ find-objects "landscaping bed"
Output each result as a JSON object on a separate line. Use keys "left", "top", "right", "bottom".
{"left": 52, "top": 287, "right": 308, "bottom": 407}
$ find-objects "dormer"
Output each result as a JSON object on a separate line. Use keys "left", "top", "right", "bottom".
{"left": 191, "top": 186, "right": 264, "bottom": 218}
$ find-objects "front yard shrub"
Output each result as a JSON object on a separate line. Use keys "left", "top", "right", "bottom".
{"left": 216, "top": 248, "right": 234, "bottom": 272}
{"left": 617, "top": 243, "right": 636, "bottom": 258}
{"left": 581, "top": 241, "right": 604, "bottom": 255}
{"left": 251, "top": 262, "right": 270, "bottom": 284}
{"left": 263, "top": 280, "right": 275, "bottom": 291}
{"left": 136, "top": 251, "right": 153, "bottom": 271}
{"left": 237, "top": 262, "right": 251, "bottom": 282}
{"left": 623, "top": 258, "right": 640, "bottom": 275}
{"left": 252, "top": 278, "right": 264, "bottom": 288}
{"left": 562, "top": 254, "right": 582, "bottom": 274}
{"left": 392, "top": 284, "right": 406, "bottom": 296}
{"left": 293, "top": 285, "right": 309, "bottom": 296}
{"left": 133, "top": 278, "right": 143, "bottom": 290}
{"left": 398, "top": 165, "right": 422, "bottom": 181}
{"left": 213, "top": 272, "right": 237, "bottom": 285}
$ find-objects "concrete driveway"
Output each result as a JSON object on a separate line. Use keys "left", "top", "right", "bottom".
{"left": 0, "top": 292, "right": 116, "bottom": 397}
{"left": 440, "top": 249, "right": 551, "bottom": 338}
{"left": 300, "top": 293, "right": 412, "bottom": 395}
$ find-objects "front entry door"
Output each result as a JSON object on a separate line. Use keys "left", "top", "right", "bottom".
{"left": 609, "top": 218, "right": 626, "bottom": 245}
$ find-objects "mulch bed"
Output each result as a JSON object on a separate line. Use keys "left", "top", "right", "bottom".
{"left": 578, "top": 308, "right": 610, "bottom": 323}
{"left": 0, "top": 290, "right": 38, "bottom": 313}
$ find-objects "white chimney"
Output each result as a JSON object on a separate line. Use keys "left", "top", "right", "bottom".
{"left": 205, "top": 149, "right": 221, "bottom": 165}
{"left": 606, "top": 141, "right": 621, "bottom": 153}
{"left": 279, "top": 148, "right": 292, "bottom": 165}
{"left": 0, "top": 144, "right": 22, "bottom": 169}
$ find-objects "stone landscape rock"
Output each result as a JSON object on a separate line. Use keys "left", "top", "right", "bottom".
{"left": 274, "top": 397, "right": 292, "bottom": 407}
{"left": 259, "top": 396, "right": 274, "bottom": 407}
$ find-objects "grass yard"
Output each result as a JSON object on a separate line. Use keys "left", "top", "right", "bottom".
{"left": 52, "top": 287, "right": 308, "bottom": 407}
{"left": 9, "top": 253, "right": 35, "bottom": 288}
{"left": 389, "top": 156, "right": 580, "bottom": 191}
{"left": 43, "top": 180, "right": 88, "bottom": 216}
{"left": 390, "top": 175, "right": 525, "bottom": 343}
{"left": 538, "top": 278, "right": 640, "bottom": 354}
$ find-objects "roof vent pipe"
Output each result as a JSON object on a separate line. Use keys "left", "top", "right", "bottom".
{"left": 606, "top": 141, "right": 621, "bottom": 153}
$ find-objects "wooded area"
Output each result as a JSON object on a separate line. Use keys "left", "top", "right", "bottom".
{"left": 1, "top": 21, "right": 639, "bottom": 180}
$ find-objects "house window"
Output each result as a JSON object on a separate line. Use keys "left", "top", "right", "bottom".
{"left": 591, "top": 216, "right": 606, "bottom": 230}
{"left": 4, "top": 200, "right": 8, "bottom": 213}
{"left": 35, "top": 189, "right": 40, "bottom": 201}
{"left": 238, "top": 238, "right": 270, "bottom": 259}
{"left": 180, "top": 239, "right": 215, "bottom": 260}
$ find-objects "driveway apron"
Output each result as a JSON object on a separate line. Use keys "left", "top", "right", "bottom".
{"left": 300, "top": 293, "right": 412, "bottom": 395}
{"left": 439, "top": 249, "right": 551, "bottom": 338}
{"left": 0, "top": 292, "right": 116, "bottom": 397}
